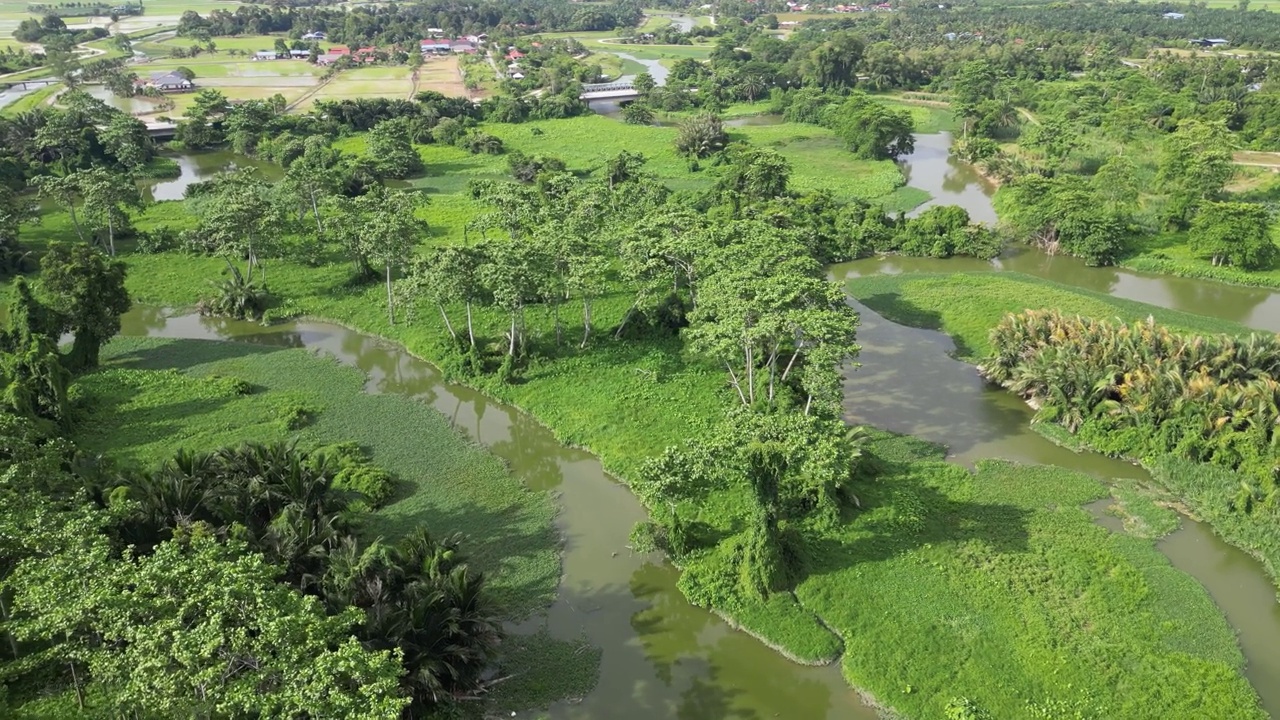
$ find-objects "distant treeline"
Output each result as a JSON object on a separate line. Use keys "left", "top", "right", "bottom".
{"left": 803, "top": 3, "right": 1280, "bottom": 53}
{"left": 27, "top": 2, "right": 142, "bottom": 17}
{"left": 175, "top": 0, "right": 643, "bottom": 45}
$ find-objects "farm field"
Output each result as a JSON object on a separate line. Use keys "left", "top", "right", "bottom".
{"left": 300, "top": 65, "right": 415, "bottom": 109}
{"left": 143, "top": 33, "right": 340, "bottom": 57}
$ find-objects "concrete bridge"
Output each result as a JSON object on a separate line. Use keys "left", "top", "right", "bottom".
{"left": 580, "top": 80, "right": 641, "bottom": 103}
{"left": 144, "top": 121, "right": 178, "bottom": 140}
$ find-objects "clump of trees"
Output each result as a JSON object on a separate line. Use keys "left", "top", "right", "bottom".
{"left": 982, "top": 309, "right": 1280, "bottom": 508}
{"left": 0, "top": 274, "right": 506, "bottom": 716}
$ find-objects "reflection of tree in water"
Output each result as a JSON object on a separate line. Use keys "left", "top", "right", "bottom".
{"left": 1161, "top": 278, "right": 1275, "bottom": 328}
{"left": 629, "top": 561, "right": 710, "bottom": 687}
{"left": 488, "top": 404, "right": 566, "bottom": 492}
{"left": 628, "top": 562, "right": 843, "bottom": 719}
{"left": 124, "top": 304, "right": 169, "bottom": 335}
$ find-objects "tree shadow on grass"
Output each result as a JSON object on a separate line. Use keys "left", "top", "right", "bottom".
{"left": 854, "top": 291, "right": 977, "bottom": 359}
{"left": 802, "top": 471, "right": 1032, "bottom": 582}
{"left": 107, "top": 335, "right": 282, "bottom": 371}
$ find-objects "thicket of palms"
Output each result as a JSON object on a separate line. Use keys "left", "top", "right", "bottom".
{"left": 981, "top": 310, "right": 1280, "bottom": 508}
{"left": 114, "top": 442, "right": 502, "bottom": 711}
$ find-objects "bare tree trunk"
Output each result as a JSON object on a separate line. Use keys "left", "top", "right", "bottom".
{"left": 745, "top": 344, "right": 755, "bottom": 405}
{"left": 107, "top": 212, "right": 115, "bottom": 256}
{"left": 70, "top": 658, "right": 84, "bottom": 709}
{"left": 310, "top": 189, "right": 324, "bottom": 236}
{"left": 508, "top": 313, "right": 517, "bottom": 356}
{"left": 779, "top": 345, "right": 802, "bottom": 382}
{"left": 385, "top": 264, "right": 395, "bottom": 325}
{"left": 766, "top": 343, "right": 780, "bottom": 407}
{"left": 438, "top": 303, "right": 457, "bottom": 342}
{"left": 466, "top": 300, "right": 476, "bottom": 348}
{"left": 725, "top": 362, "right": 749, "bottom": 405}
{"left": 67, "top": 203, "right": 85, "bottom": 243}
{"left": 615, "top": 303, "right": 638, "bottom": 339}
{"left": 580, "top": 296, "right": 592, "bottom": 348}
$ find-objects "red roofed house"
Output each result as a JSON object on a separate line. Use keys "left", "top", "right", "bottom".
{"left": 354, "top": 46, "right": 378, "bottom": 62}
{"left": 506, "top": 49, "right": 525, "bottom": 60}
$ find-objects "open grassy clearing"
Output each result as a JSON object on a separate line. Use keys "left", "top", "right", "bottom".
{"left": 302, "top": 71, "right": 414, "bottom": 108}
{"left": 73, "top": 335, "right": 598, "bottom": 713}
{"left": 149, "top": 33, "right": 324, "bottom": 55}
{"left": 414, "top": 55, "right": 468, "bottom": 96}
{"left": 140, "top": 58, "right": 326, "bottom": 79}
{"left": 805, "top": 434, "right": 1258, "bottom": 719}
{"left": 844, "top": 271, "right": 1254, "bottom": 359}
{"left": 329, "top": 113, "right": 908, "bottom": 202}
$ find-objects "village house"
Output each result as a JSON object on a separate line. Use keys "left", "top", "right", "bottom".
{"left": 450, "top": 40, "right": 476, "bottom": 53}
{"left": 505, "top": 48, "right": 525, "bottom": 61}
{"left": 316, "top": 45, "right": 351, "bottom": 65}
{"left": 1190, "top": 37, "right": 1230, "bottom": 47}
{"left": 422, "top": 39, "right": 451, "bottom": 54}
{"left": 1163, "top": 12, "right": 1186, "bottom": 19}
{"left": 143, "top": 70, "right": 193, "bottom": 92}
{"left": 301, "top": 31, "right": 327, "bottom": 40}
{"left": 254, "top": 50, "right": 278, "bottom": 61}
{"left": 290, "top": 48, "right": 310, "bottom": 58}
{"left": 354, "top": 46, "right": 379, "bottom": 63}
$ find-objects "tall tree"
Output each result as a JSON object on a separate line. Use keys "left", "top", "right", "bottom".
{"left": 350, "top": 186, "right": 426, "bottom": 324}
{"left": 38, "top": 242, "right": 130, "bottom": 372}
{"left": 190, "top": 169, "right": 280, "bottom": 283}
{"left": 78, "top": 167, "right": 142, "bottom": 256}
{"left": 802, "top": 32, "right": 864, "bottom": 90}
{"left": 30, "top": 175, "right": 87, "bottom": 242}
{"left": 282, "top": 137, "right": 346, "bottom": 240}
{"left": 1189, "top": 201, "right": 1277, "bottom": 269}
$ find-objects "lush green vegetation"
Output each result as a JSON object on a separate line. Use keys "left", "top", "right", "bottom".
{"left": 4, "top": 0, "right": 1279, "bottom": 715}
{"left": 983, "top": 309, "right": 1280, "bottom": 579}
{"left": 811, "top": 433, "right": 1258, "bottom": 719}
{"left": 0, "top": 255, "right": 597, "bottom": 715}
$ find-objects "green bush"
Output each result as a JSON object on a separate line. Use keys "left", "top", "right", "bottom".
{"left": 314, "top": 441, "right": 398, "bottom": 507}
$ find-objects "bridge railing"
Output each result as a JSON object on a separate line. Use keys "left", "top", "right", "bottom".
{"left": 580, "top": 81, "right": 635, "bottom": 92}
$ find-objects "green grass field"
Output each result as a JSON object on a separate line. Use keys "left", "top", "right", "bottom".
{"left": 805, "top": 434, "right": 1259, "bottom": 719}
{"left": 74, "top": 335, "right": 599, "bottom": 712}
{"left": 844, "top": 271, "right": 1254, "bottom": 359}
{"left": 328, "top": 114, "right": 908, "bottom": 202}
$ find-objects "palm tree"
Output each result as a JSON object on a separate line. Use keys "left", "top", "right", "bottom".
{"left": 738, "top": 75, "right": 767, "bottom": 104}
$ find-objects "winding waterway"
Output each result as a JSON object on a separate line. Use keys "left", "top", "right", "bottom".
{"left": 98, "top": 128, "right": 1280, "bottom": 716}
{"left": 833, "top": 134, "right": 1280, "bottom": 714}
{"left": 116, "top": 311, "right": 880, "bottom": 719}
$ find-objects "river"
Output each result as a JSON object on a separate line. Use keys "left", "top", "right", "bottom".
{"left": 109, "top": 131, "right": 1280, "bottom": 716}
{"left": 831, "top": 133, "right": 1280, "bottom": 715}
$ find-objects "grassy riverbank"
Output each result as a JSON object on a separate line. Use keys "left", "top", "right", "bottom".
{"left": 73, "top": 336, "right": 599, "bottom": 713}
{"left": 847, "top": 270, "right": 1280, "bottom": 589}
{"left": 817, "top": 433, "right": 1258, "bottom": 719}
{"left": 70, "top": 250, "right": 1266, "bottom": 717}
{"left": 846, "top": 271, "right": 1255, "bottom": 359}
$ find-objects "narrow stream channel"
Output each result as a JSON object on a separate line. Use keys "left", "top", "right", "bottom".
{"left": 829, "top": 134, "right": 1280, "bottom": 714}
